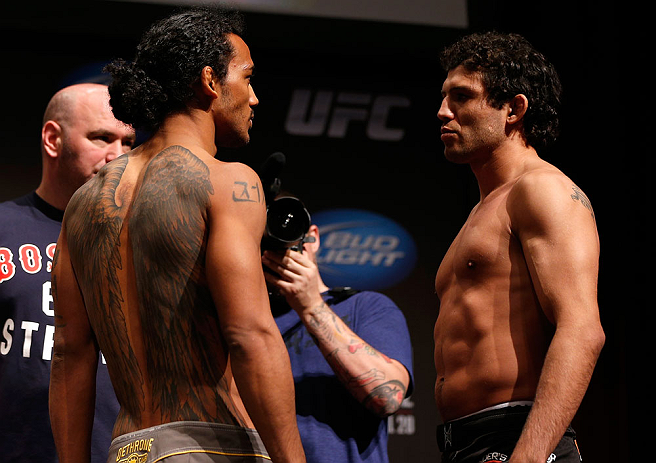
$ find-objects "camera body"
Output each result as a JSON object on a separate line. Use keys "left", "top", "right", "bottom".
{"left": 262, "top": 196, "right": 312, "bottom": 254}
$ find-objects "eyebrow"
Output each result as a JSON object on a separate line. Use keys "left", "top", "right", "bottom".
{"left": 88, "top": 129, "right": 115, "bottom": 137}
{"left": 442, "top": 84, "right": 477, "bottom": 96}
{"left": 89, "top": 129, "right": 136, "bottom": 141}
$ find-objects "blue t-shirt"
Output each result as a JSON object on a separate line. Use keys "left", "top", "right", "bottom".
{"left": 0, "top": 192, "right": 119, "bottom": 463}
{"left": 273, "top": 290, "right": 414, "bottom": 463}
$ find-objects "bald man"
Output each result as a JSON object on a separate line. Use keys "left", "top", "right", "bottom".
{"left": 0, "top": 83, "right": 136, "bottom": 463}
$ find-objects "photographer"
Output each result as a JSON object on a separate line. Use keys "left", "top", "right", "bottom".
{"left": 262, "top": 196, "right": 414, "bottom": 463}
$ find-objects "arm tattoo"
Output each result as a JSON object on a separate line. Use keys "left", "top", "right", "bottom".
{"left": 570, "top": 185, "right": 595, "bottom": 218}
{"left": 306, "top": 302, "right": 347, "bottom": 345}
{"left": 363, "top": 380, "right": 407, "bottom": 416}
{"left": 327, "top": 348, "right": 386, "bottom": 387}
{"left": 330, "top": 342, "right": 406, "bottom": 415}
{"left": 232, "top": 180, "right": 262, "bottom": 203}
{"left": 318, "top": 308, "right": 405, "bottom": 414}
{"left": 347, "top": 342, "right": 393, "bottom": 363}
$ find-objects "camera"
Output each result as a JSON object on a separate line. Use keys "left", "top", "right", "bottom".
{"left": 262, "top": 196, "right": 313, "bottom": 254}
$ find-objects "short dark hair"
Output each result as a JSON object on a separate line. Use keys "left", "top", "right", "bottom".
{"left": 105, "top": 6, "right": 245, "bottom": 133}
{"left": 440, "top": 31, "right": 562, "bottom": 149}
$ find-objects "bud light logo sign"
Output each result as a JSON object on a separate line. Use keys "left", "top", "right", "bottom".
{"left": 313, "top": 209, "right": 417, "bottom": 290}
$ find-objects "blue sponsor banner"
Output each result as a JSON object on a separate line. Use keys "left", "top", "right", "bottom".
{"left": 313, "top": 208, "right": 417, "bottom": 290}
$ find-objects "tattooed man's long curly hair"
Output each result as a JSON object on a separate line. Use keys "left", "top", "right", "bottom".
{"left": 105, "top": 6, "right": 245, "bottom": 134}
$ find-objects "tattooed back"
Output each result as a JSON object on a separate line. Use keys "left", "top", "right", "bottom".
{"left": 61, "top": 145, "right": 266, "bottom": 435}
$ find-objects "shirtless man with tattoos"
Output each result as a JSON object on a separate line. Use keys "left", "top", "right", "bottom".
{"left": 433, "top": 32, "right": 605, "bottom": 463}
{"left": 262, "top": 196, "right": 413, "bottom": 463}
{"left": 49, "top": 7, "right": 305, "bottom": 463}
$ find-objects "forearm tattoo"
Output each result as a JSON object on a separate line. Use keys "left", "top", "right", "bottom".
{"left": 363, "top": 380, "right": 407, "bottom": 416}
{"left": 309, "top": 302, "right": 406, "bottom": 414}
{"left": 306, "top": 302, "right": 346, "bottom": 345}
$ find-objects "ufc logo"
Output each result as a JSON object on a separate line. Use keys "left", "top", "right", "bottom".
{"left": 285, "top": 89, "right": 410, "bottom": 141}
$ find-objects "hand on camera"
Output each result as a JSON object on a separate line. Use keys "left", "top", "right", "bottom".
{"left": 262, "top": 249, "right": 324, "bottom": 314}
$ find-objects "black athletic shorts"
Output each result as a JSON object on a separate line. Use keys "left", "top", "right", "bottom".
{"left": 436, "top": 405, "right": 582, "bottom": 463}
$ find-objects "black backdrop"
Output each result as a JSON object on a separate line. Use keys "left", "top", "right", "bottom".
{"left": 0, "top": 1, "right": 644, "bottom": 461}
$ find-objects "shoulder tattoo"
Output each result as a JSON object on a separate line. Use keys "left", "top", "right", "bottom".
{"left": 570, "top": 185, "right": 595, "bottom": 218}
{"left": 232, "top": 180, "right": 263, "bottom": 203}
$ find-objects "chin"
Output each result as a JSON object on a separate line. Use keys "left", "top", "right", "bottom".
{"left": 444, "top": 150, "right": 463, "bottom": 164}
{"left": 218, "top": 134, "right": 250, "bottom": 149}
{"left": 444, "top": 146, "right": 473, "bottom": 165}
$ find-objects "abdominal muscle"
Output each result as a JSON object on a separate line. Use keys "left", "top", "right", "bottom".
{"left": 433, "top": 276, "right": 551, "bottom": 422}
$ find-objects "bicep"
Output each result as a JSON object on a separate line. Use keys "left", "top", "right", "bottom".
{"left": 205, "top": 170, "right": 272, "bottom": 337}
{"left": 513, "top": 179, "right": 600, "bottom": 326}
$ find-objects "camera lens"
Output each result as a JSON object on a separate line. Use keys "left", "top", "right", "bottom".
{"left": 266, "top": 197, "right": 311, "bottom": 243}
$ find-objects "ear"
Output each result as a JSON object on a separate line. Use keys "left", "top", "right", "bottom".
{"left": 304, "top": 224, "right": 321, "bottom": 254}
{"left": 199, "top": 65, "right": 220, "bottom": 98}
{"left": 42, "top": 120, "right": 62, "bottom": 159}
{"left": 507, "top": 94, "right": 529, "bottom": 125}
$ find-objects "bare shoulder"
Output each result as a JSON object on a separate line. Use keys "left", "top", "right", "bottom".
{"left": 204, "top": 161, "right": 266, "bottom": 239}
{"left": 221, "top": 162, "right": 264, "bottom": 204}
{"left": 64, "top": 154, "right": 130, "bottom": 225}
{"left": 508, "top": 165, "right": 596, "bottom": 230}
{"left": 205, "top": 160, "right": 265, "bottom": 209}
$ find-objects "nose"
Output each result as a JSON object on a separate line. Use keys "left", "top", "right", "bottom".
{"left": 249, "top": 84, "right": 259, "bottom": 107}
{"left": 437, "top": 97, "right": 453, "bottom": 122}
{"left": 105, "top": 140, "right": 126, "bottom": 162}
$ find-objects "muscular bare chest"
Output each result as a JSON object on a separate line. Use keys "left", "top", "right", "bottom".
{"left": 435, "top": 191, "right": 515, "bottom": 299}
